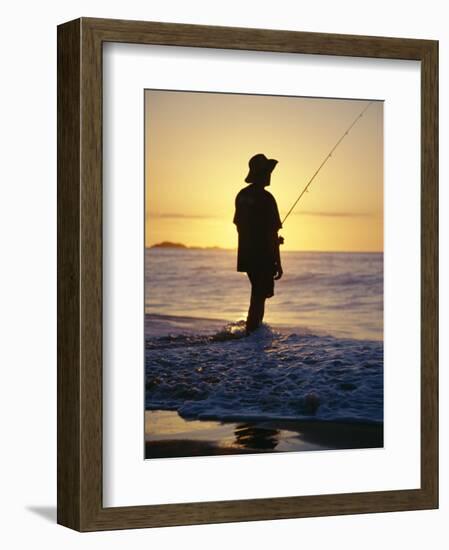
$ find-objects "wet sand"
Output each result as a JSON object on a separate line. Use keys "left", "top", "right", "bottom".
{"left": 145, "top": 410, "right": 383, "bottom": 459}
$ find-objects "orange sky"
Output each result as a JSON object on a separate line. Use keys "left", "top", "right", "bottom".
{"left": 145, "top": 90, "right": 383, "bottom": 252}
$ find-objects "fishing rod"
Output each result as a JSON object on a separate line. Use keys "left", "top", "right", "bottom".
{"left": 281, "top": 101, "right": 374, "bottom": 226}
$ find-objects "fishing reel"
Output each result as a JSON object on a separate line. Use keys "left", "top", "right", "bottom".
{"left": 278, "top": 235, "right": 284, "bottom": 245}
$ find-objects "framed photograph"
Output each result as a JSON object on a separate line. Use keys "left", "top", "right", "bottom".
{"left": 57, "top": 17, "right": 438, "bottom": 531}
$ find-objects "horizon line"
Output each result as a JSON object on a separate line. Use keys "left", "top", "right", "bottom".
{"left": 145, "top": 245, "right": 383, "bottom": 254}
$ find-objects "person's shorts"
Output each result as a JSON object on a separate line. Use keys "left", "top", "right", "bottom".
{"left": 247, "top": 270, "right": 275, "bottom": 299}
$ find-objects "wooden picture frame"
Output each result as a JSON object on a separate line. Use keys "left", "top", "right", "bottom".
{"left": 57, "top": 17, "right": 438, "bottom": 531}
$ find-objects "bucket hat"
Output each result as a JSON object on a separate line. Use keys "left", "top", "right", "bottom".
{"left": 245, "top": 153, "right": 278, "bottom": 183}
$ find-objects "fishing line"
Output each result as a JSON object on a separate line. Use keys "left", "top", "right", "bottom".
{"left": 281, "top": 101, "right": 374, "bottom": 226}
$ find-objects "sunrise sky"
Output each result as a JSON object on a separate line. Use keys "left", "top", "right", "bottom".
{"left": 145, "top": 90, "right": 383, "bottom": 252}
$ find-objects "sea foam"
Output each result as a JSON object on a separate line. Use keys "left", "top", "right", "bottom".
{"left": 145, "top": 318, "right": 383, "bottom": 424}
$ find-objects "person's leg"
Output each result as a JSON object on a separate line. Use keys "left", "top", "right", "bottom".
{"left": 255, "top": 294, "right": 265, "bottom": 325}
{"left": 246, "top": 286, "right": 266, "bottom": 333}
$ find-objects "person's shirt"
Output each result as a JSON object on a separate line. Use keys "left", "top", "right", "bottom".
{"left": 233, "top": 184, "right": 282, "bottom": 273}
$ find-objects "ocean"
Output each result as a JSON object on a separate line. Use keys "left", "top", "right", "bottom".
{"left": 145, "top": 248, "right": 383, "bottom": 425}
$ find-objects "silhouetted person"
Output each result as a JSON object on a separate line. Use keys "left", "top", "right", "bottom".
{"left": 233, "top": 154, "right": 283, "bottom": 334}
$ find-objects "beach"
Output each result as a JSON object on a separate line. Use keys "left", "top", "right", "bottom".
{"left": 145, "top": 411, "right": 383, "bottom": 459}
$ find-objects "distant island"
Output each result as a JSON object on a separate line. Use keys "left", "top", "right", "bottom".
{"left": 150, "top": 241, "right": 187, "bottom": 249}
{"left": 149, "top": 241, "right": 225, "bottom": 250}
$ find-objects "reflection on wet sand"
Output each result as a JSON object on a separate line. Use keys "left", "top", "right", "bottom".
{"left": 145, "top": 410, "right": 384, "bottom": 459}
{"left": 233, "top": 424, "right": 280, "bottom": 451}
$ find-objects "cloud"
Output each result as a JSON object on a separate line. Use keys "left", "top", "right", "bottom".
{"left": 147, "top": 211, "right": 214, "bottom": 220}
{"left": 294, "top": 210, "right": 374, "bottom": 218}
